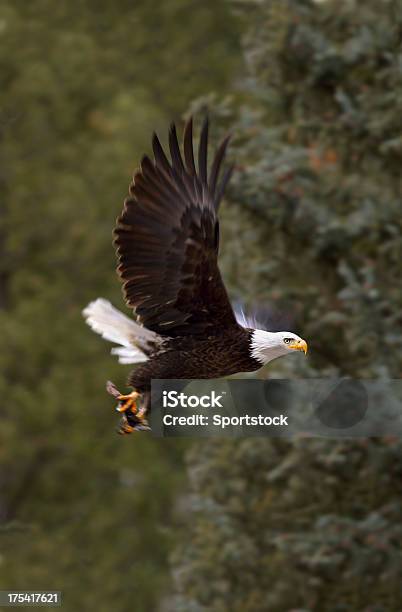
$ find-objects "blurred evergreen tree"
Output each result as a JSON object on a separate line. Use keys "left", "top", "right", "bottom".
{"left": 172, "top": 1, "right": 402, "bottom": 610}
{"left": 0, "top": 2, "right": 241, "bottom": 610}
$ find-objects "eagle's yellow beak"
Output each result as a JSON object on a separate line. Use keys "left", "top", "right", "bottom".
{"left": 288, "top": 338, "right": 308, "bottom": 355}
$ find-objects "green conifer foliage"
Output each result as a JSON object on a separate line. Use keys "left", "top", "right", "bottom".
{"left": 173, "top": 2, "right": 402, "bottom": 610}
{"left": 0, "top": 2, "right": 241, "bottom": 610}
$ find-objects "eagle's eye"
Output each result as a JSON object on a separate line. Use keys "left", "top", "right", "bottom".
{"left": 283, "top": 337, "right": 294, "bottom": 344}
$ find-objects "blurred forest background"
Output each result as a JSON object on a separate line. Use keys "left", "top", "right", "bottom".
{"left": 1, "top": 1, "right": 402, "bottom": 611}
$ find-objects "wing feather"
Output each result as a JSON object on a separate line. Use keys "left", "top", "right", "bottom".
{"left": 210, "top": 135, "right": 231, "bottom": 203}
{"left": 198, "top": 116, "right": 209, "bottom": 186}
{"left": 183, "top": 117, "right": 196, "bottom": 175}
{"left": 114, "top": 117, "right": 236, "bottom": 337}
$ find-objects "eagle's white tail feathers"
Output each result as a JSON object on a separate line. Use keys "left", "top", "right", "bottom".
{"left": 110, "top": 346, "right": 145, "bottom": 365}
{"left": 83, "top": 298, "right": 156, "bottom": 364}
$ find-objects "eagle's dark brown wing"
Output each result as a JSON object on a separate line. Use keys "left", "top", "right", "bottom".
{"left": 113, "top": 117, "right": 237, "bottom": 337}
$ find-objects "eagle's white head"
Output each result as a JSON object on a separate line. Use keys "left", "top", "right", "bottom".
{"left": 250, "top": 329, "right": 308, "bottom": 365}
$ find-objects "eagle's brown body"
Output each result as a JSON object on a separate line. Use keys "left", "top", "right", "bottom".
{"left": 129, "top": 327, "right": 261, "bottom": 391}
{"left": 83, "top": 117, "right": 307, "bottom": 433}
{"left": 110, "top": 116, "right": 256, "bottom": 430}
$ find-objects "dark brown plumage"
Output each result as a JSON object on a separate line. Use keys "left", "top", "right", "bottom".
{"left": 114, "top": 116, "right": 236, "bottom": 336}
{"left": 129, "top": 328, "right": 261, "bottom": 392}
{"left": 83, "top": 116, "right": 307, "bottom": 433}
{"left": 111, "top": 116, "right": 260, "bottom": 430}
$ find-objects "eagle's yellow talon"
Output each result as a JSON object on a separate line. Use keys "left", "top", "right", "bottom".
{"left": 116, "top": 391, "right": 140, "bottom": 413}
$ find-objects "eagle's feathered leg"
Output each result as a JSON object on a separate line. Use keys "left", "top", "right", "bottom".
{"left": 106, "top": 381, "right": 150, "bottom": 434}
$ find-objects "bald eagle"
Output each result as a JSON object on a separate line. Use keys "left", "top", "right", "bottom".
{"left": 83, "top": 118, "right": 307, "bottom": 434}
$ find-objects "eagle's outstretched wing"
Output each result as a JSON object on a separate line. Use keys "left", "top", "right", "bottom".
{"left": 114, "top": 117, "right": 237, "bottom": 337}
